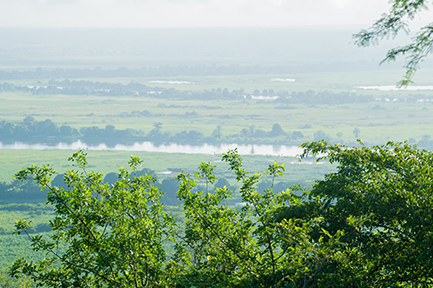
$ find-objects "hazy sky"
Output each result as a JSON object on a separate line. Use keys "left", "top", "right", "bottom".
{"left": 0, "top": 0, "right": 431, "bottom": 28}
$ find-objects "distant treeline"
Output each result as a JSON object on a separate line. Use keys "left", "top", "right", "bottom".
{"left": 0, "top": 116, "right": 143, "bottom": 143}
{"left": 0, "top": 79, "right": 381, "bottom": 104}
{"left": 0, "top": 179, "right": 47, "bottom": 203}
{"left": 0, "top": 171, "right": 301, "bottom": 208}
{"left": 2, "top": 116, "right": 432, "bottom": 149}
{"left": 0, "top": 65, "right": 331, "bottom": 80}
{"left": 415, "top": 135, "right": 433, "bottom": 151}
{"left": 4, "top": 79, "right": 430, "bottom": 104}
{"left": 0, "top": 170, "right": 221, "bottom": 206}
{"left": 0, "top": 116, "right": 307, "bottom": 145}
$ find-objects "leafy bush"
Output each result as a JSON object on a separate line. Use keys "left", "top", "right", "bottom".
{"left": 12, "top": 141, "right": 433, "bottom": 287}
{"left": 10, "top": 149, "right": 344, "bottom": 287}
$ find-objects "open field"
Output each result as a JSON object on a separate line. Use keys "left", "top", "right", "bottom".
{"left": 0, "top": 203, "right": 55, "bottom": 268}
{"left": 2, "top": 69, "right": 433, "bottom": 187}
{"left": 1, "top": 89, "right": 433, "bottom": 145}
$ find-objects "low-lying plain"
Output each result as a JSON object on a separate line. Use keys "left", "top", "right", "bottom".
{"left": 2, "top": 68, "right": 433, "bottom": 280}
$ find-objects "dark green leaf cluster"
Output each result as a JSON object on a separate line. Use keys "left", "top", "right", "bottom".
{"left": 289, "top": 140, "right": 433, "bottom": 286}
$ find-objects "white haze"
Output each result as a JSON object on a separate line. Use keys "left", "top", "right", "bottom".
{"left": 1, "top": 0, "right": 432, "bottom": 28}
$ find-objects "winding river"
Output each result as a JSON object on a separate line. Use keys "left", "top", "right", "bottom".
{"left": 0, "top": 140, "right": 304, "bottom": 157}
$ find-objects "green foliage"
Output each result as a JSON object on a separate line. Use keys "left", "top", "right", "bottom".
{"left": 10, "top": 149, "right": 344, "bottom": 287}
{"left": 0, "top": 266, "right": 34, "bottom": 288}
{"left": 354, "top": 0, "right": 433, "bottom": 85}
{"left": 11, "top": 150, "right": 175, "bottom": 287}
{"left": 173, "top": 148, "right": 344, "bottom": 287}
{"left": 289, "top": 140, "right": 433, "bottom": 286}
{"left": 15, "top": 142, "right": 433, "bottom": 286}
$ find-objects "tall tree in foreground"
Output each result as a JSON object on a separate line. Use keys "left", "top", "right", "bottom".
{"left": 14, "top": 141, "right": 433, "bottom": 286}
{"left": 172, "top": 151, "right": 345, "bottom": 287}
{"left": 285, "top": 140, "right": 433, "bottom": 287}
{"left": 11, "top": 151, "right": 176, "bottom": 287}
{"left": 354, "top": 0, "right": 433, "bottom": 85}
{"left": 10, "top": 150, "right": 345, "bottom": 287}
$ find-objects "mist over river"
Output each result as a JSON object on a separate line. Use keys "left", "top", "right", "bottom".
{"left": 0, "top": 140, "right": 304, "bottom": 157}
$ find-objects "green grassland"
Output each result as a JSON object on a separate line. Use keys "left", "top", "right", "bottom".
{"left": 1, "top": 90, "right": 432, "bottom": 145}
{"left": 2, "top": 68, "right": 433, "bottom": 273}
{"left": 0, "top": 203, "right": 54, "bottom": 268}
{"left": 1, "top": 69, "right": 433, "bottom": 184}
{"left": 1, "top": 70, "right": 433, "bottom": 189}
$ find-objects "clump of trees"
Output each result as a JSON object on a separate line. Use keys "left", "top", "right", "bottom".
{"left": 0, "top": 117, "right": 303, "bottom": 145}
{"left": 0, "top": 178, "right": 47, "bottom": 203}
{"left": 0, "top": 117, "right": 143, "bottom": 144}
{"left": 9, "top": 140, "right": 433, "bottom": 287}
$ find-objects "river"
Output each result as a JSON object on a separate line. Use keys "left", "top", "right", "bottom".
{"left": 0, "top": 140, "right": 304, "bottom": 157}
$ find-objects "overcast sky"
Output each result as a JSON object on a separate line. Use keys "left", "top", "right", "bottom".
{"left": 0, "top": 0, "right": 431, "bottom": 28}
